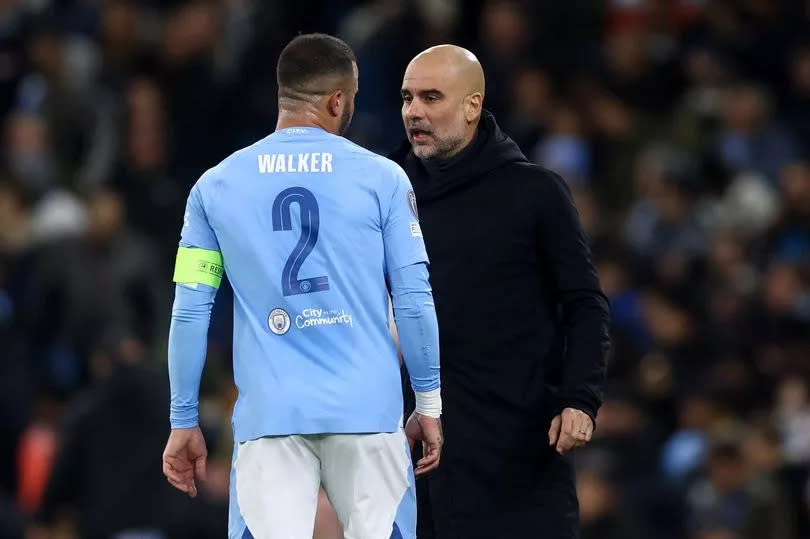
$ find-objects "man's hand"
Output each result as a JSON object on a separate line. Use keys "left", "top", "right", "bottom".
{"left": 405, "top": 411, "right": 443, "bottom": 476}
{"left": 548, "top": 408, "right": 593, "bottom": 455}
{"left": 163, "top": 426, "right": 207, "bottom": 497}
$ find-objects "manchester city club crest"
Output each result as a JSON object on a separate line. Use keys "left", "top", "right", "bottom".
{"left": 268, "top": 308, "right": 291, "bottom": 335}
{"left": 407, "top": 190, "right": 419, "bottom": 220}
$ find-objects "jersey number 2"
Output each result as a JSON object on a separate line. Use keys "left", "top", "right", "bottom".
{"left": 272, "top": 187, "right": 330, "bottom": 296}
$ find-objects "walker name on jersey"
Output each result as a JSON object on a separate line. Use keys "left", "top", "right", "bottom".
{"left": 295, "top": 307, "right": 353, "bottom": 329}
{"left": 258, "top": 153, "right": 333, "bottom": 174}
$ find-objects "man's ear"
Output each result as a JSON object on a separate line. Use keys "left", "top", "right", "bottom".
{"left": 464, "top": 92, "right": 483, "bottom": 123}
{"left": 326, "top": 90, "right": 343, "bottom": 118}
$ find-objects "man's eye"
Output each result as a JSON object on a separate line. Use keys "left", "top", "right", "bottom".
{"left": 426, "top": 95, "right": 439, "bottom": 102}
{"left": 403, "top": 95, "right": 412, "bottom": 103}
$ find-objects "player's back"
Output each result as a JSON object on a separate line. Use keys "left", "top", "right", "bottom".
{"left": 190, "top": 127, "right": 424, "bottom": 442}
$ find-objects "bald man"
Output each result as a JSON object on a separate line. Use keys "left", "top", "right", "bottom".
{"left": 391, "top": 46, "right": 611, "bottom": 538}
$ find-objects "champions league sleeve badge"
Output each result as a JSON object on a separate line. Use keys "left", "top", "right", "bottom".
{"left": 407, "top": 190, "right": 419, "bottom": 221}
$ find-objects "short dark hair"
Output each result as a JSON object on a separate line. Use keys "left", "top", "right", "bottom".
{"left": 277, "top": 33, "right": 356, "bottom": 100}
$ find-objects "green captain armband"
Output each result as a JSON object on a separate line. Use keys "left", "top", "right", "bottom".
{"left": 173, "top": 247, "right": 224, "bottom": 288}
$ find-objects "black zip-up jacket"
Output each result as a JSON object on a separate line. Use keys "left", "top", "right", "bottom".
{"left": 392, "top": 110, "right": 610, "bottom": 537}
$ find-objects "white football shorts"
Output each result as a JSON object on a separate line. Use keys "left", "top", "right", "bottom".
{"left": 233, "top": 429, "right": 416, "bottom": 539}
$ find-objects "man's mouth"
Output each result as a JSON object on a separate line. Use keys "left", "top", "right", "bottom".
{"left": 409, "top": 128, "right": 432, "bottom": 143}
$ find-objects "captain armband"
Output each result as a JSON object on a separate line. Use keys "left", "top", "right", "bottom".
{"left": 173, "top": 247, "right": 224, "bottom": 289}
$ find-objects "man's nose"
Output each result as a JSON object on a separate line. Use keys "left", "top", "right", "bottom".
{"left": 405, "top": 99, "right": 424, "bottom": 121}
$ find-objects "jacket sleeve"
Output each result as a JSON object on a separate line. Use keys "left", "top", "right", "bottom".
{"left": 536, "top": 171, "right": 611, "bottom": 422}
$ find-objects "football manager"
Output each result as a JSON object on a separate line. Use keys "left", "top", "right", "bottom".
{"left": 391, "top": 45, "right": 611, "bottom": 539}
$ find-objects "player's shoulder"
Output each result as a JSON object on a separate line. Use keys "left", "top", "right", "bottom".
{"left": 194, "top": 137, "right": 268, "bottom": 192}
{"left": 337, "top": 137, "right": 402, "bottom": 169}
{"left": 331, "top": 136, "right": 408, "bottom": 191}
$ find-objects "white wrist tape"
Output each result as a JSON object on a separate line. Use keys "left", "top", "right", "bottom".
{"left": 414, "top": 388, "right": 442, "bottom": 418}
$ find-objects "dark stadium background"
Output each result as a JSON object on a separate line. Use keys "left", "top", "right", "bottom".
{"left": 1, "top": 0, "right": 810, "bottom": 538}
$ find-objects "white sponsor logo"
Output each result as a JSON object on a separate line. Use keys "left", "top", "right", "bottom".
{"left": 410, "top": 222, "right": 422, "bottom": 237}
{"left": 295, "top": 307, "right": 353, "bottom": 329}
{"left": 268, "top": 308, "right": 291, "bottom": 335}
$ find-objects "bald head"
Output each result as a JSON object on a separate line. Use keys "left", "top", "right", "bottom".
{"left": 401, "top": 45, "right": 486, "bottom": 160}
{"left": 409, "top": 45, "right": 485, "bottom": 97}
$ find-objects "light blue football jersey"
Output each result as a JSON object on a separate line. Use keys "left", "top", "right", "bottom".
{"left": 178, "top": 126, "right": 428, "bottom": 443}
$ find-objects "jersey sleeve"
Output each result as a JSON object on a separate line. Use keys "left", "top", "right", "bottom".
{"left": 382, "top": 165, "right": 429, "bottom": 273}
{"left": 168, "top": 181, "right": 220, "bottom": 428}
{"left": 389, "top": 262, "right": 440, "bottom": 393}
{"left": 173, "top": 183, "right": 224, "bottom": 290}
{"left": 179, "top": 184, "right": 220, "bottom": 251}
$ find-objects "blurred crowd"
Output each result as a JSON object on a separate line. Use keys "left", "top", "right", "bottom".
{"left": 0, "top": 0, "right": 809, "bottom": 538}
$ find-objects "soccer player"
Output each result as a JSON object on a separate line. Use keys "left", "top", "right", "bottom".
{"left": 161, "top": 34, "right": 443, "bottom": 539}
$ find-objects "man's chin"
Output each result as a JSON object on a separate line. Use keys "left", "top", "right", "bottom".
{"left": 412, "top": 144, "right": 436, "bottom": 159}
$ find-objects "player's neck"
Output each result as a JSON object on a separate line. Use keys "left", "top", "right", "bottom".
{"left": 276, "top": 110, "right": 335, "bottom": 135}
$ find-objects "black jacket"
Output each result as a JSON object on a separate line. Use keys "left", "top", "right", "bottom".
{"left": 391, "top": 112, "right": 610, "bottom": 536}
{"left": 393, "top": 109, "right": 610, "bottom": 426}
